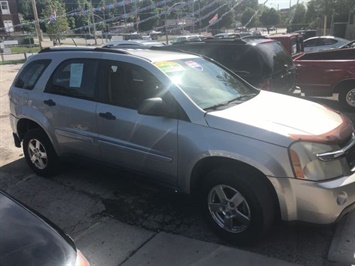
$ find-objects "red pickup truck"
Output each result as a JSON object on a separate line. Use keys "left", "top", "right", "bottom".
{"left": 293, "top": 48, "right": 355, "bottom": 111}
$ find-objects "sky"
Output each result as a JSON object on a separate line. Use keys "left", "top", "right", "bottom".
{"left": 258, "top": 0, "right": 309, "bottom": 10}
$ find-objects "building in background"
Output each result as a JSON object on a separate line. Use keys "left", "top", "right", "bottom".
{"left": 0, "top": 0, "right": 21, "bottom": 34}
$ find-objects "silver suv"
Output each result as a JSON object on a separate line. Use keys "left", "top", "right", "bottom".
{"left": 9, "top": 47, "right": 355, "bottom": 244}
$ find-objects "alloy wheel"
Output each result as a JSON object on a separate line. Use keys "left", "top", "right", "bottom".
{"left": 207, "top": 184, "right": 251, "bottom": 233}
{"left": 27, "top": 138, "right": 48, "bottom": 170}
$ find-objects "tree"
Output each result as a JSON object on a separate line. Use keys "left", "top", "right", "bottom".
{"left": 241, "top": 7, "right": 257, "bottom": 28}
{"left": 235, "top": 0, "right": 258, "bottom": 21}
{"left": 199, "top": 0, "right": 235, "bottom": 32}
{"left": 17, "top": 0, "right": 33, "bottom": 19}
{"left": 41, "top": 0, "right": 70, "bottom": 42}
{"left": 287, "top": 4, "right": 307, "bottom": 31}
{"left": 215, "top": 0, "right": 235, "bottom": 30}
{"left": 67, "top": 0, "right": 91, "bottom": 33}
{"left": 305, "top": 0, "right": 355, "bottom": 29}
{"left": 137, "top": 0, "right": 158, "bottom": 32}
{"left": 259, "top": 8, "right": 280, "bottom": 33}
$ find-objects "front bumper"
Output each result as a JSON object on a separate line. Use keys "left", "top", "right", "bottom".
{"left": 271, "top": 172, "right": 355, "bottom": 224}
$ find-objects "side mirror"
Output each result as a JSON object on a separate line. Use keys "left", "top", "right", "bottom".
{"left": 138, "top": 97, "right": 166, "bottom": 116}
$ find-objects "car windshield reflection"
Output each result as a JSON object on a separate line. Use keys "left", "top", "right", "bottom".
{"left": 155, "top": 58, "right": 258, "bottom": 110}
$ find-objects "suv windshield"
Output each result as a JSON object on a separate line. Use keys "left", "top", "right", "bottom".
{"left": 154, "top": 58, "right": 258, "bottom": 110}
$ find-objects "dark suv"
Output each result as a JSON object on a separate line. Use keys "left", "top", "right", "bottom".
{"left": 153, "top": 37, "right": 296, "bottom": 93}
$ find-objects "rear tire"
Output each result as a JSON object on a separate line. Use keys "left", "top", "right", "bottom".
{"left": 23, "top": 128, "right": 59, "bottom": 177}
{"left": 200, "top": 168, "right": 275, "bottom": 245}
{"left": 339, "top": 85, "right": 355, "bottom": 112}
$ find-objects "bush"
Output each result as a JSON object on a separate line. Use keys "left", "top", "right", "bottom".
{"left": 22, "top": 37, "right": 34, "bottom": 45}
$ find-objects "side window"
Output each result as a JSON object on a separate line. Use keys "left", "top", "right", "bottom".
{"left": 322, "top": 38, "right": 337, "bottom": 45}
{"left": 14, "top": 60, "right": 51, "bottom": 90}
{"left": 304, "top": 39, "right": 318, "bottom": 47}
{"left": 99, "top": 60, "right": 164, "bottom": 109}
{"left": 45, "top": 59, "right": 98, "bottom": 100}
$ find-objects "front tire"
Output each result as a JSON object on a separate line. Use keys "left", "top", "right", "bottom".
{"left": 339, "top": 85, "right": 355, "bottom": 112}
{"left": 201, "top": 168, "right": 275, "bottom": 245}
{"left": 23, "top": 128, "right": 59, "bottom": 177}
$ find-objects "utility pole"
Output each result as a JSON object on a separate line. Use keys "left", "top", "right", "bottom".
{"left": 198, "top": 0, "right": 201, "bottom": 34}
{"left": 31, "top": 0, "right": 43, "bottom": 50}
{"left": 165, "top": 0, "right": 168, "bottom": 45}
{"left": 90, "top": 0, "right": 97, "bottom": 45}
{"left": 192, "top": 0, "right": 194, "bottom": 33}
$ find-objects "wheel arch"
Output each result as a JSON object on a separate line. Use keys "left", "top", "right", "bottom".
{"left": 190, "top": 157, "right": 281, "bottom": 220}
{"left": 333, "top": 79, "right": 355, "bottom": 93}
{"left": 16, "top": 118, "right": 59, "bottom": 154}
{"left": 17, "top": 118, "right": 43, "bottom": 141}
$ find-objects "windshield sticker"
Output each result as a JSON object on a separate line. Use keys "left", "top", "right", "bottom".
{"left": 155, "top": 62, "right": 185, "bottom": 73}
{"left": 185, "top": 61, "right": 203, "bottom": 71}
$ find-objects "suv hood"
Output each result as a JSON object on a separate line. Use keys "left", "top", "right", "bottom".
{"left": 205, "top": 91, "right": 353, "bottom": 146}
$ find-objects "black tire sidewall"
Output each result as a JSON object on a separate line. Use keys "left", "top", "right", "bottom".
{"left": 23, "top": 128, "right": 58, "bottom": 177}
{"left": 201, "top": 168, "right": 274, "bottom": 245}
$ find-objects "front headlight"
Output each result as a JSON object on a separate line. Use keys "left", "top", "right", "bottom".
{"left": 289, "top": 141, "right": 344, "bottom": 181}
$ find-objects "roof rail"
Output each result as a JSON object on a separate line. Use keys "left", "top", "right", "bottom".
{"left": 241, "top": 35, "right": 269, "bottom": 40}
{"left": 203, "top": 38, "right": 246, "bottom": 44}
{"left": 169, "top": 38, "right": 247, "bottom": 45}
{"left": 39, "top": 46, "right": 130, "bottom": 55}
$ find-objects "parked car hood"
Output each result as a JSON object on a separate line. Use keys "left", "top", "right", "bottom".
{"left": 0, "top": 191, "right": 77, "bottom": 266}
{"left": 205, "top": 91, "right": 353, "bottom": 146}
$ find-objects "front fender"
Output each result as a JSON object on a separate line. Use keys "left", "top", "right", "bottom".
{"left": 176, "top": 121, "right": 294, "bottom": 193}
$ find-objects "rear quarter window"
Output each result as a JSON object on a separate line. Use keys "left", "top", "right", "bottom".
{"left": 256, "top": 42, "right": 293, "bottom": 73}
{"left": 172, "top": 45, "right": 263, "bottom": 76}
{"left": 202, "top": 46, "right": 263, "bottom": 77}
{"left": 14, "top": 60, "right": 51, "bottom": 90}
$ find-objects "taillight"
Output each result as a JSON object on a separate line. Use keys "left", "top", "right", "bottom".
{"left": 261, "top": 80, "right": 271, "bottom": 90}
{"left": 75, "top": 250, "right": 90, "bottom": 266}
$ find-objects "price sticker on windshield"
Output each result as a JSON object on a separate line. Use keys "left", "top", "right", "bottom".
{"left": 155, "top": 62, "right": 185, "bottom": 73}
{"left": 185, "top": 61, "right": 203, "bottom": 71}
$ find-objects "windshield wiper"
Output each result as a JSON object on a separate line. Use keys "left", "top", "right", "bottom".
{"left": 204, "top": 102, "right": 230, "bottom": 111}
{"left": 233, "top": 93, "right": 257, "bottom": 101}
{"left": 204, "top": 94, "right": 257, "bottom": 111}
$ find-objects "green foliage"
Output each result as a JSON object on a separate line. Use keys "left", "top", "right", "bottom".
{"left": 292, "top": 4, "right": 306, "bottom": 24}
{"left": 241, "top": 7, "right": 257, "bottom": 27}
{"left": 70, "top": 0, "right": 91, "bottom": 33}
{"left": 305, "top": 0, "right": 355, "bottom": 28}
{"left": 216, "top": 1, "right": 235, "bottom": 29}
{"left": 16, "top": 0, "right": 355, "bottom": 36}
{"left": 23, "top": 37, "right": 34, "bottom": 45}
{"left": 0, "top": 59, "right": 26, "bottom": 65}
{"left": 259, "top": 8, "right": 280, "bottom": 31}
{"left": 41, "top": 0, "right": 70, "bottom": 37}
{"left": 10, "top": 46, "right": 41, "bottom": 53}
{"left": 20, "top": 19, "right": 36, "bottom": 33}
{"left": 138, "top": 0, "right": 158, "bottom": 32}
{"left": 235, "top": 0, "right": 258, "bottom": 21}
{"left": 17, "top": 0, "right": 33, "bottom": 19}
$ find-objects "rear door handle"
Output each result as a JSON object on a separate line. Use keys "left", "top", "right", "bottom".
{"left": 99, "top": 112, "right": 116, "bottom": 120}
{"left": 43, "top": 99, "right": 56, "bottom": 106}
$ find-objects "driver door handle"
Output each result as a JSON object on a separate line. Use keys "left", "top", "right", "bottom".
{"left": 99, "top": 112, "right": 116, "bottom": 120}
